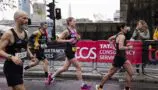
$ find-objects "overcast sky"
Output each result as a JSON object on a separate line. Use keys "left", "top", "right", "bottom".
{"left": 53, "top": 0, "right": 120, "bottom": 21}
{"left": 0, "top": 0, "right": 120, "bottom": 21}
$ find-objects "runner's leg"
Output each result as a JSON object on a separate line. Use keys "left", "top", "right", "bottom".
{"left": 123, "top": 60, "right": 134, "bottom": 90}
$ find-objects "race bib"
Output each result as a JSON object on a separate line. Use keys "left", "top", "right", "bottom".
{"left": 15, "top": 51, "right": 27, "bottom": 59}
{"left": 41, "top": 44, "right": 47, "bottom": 49}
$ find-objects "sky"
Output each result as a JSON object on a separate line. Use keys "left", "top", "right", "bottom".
{"left": 0, "top": 0, "right": 120, "bottom": 21}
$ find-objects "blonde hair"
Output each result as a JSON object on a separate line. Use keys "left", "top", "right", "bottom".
{"left": 137, "top": 20, "right": 148, "bottom": 31}
{"left": 66, "top": 17, "right": 74, "bottom": 25}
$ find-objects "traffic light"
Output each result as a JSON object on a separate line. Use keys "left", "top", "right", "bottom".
{"left": 47, "top": 2, "right": 54, "bottom": 20}
{"left": 28, "top": 18, "right": 31, "bottom": 25}
{"left": 55, "top": 8, "right": 61, "bottom": 20}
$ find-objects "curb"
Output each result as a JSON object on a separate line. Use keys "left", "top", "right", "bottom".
{"left": 0, "top": 70, "right": 158, "bottom": 83}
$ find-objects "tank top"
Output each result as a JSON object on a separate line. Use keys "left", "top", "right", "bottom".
{"left": 66, "top": 27, "right": 79, "bottom": 45}
{"left": 115, "top": 33, "right": 126, "bottom": 57}
{"left": 34, "top": 30, "right": 48, "bottom": 49}
{"left": 6, "top": 28, "right": 28, "bottom": 61}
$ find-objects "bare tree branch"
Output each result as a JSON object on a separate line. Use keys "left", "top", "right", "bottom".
{"left": 0, "top": 0, "right": 17, "bottom": 11}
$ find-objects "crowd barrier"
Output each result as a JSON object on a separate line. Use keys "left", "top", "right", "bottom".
{"left": 143, "top": 40, "right": 158, "bottom": 63}
{"left": 45, "top": 40, "right": 158, "bottom": 76}
{"left": 1, "top": 40, "right": 157, "bottom": 75}
{"left": 45, "top": 40, "right": 158, "bottom": 65}
{"left": 45, "top": 40, "right": 143, "bottom": 64}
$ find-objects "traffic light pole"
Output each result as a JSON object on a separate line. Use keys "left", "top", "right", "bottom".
{"left": 52, "top": 0, "right": 56, "bottom": 40}
{"left": 47, "top": 0, "right": 56, "bottom": 40}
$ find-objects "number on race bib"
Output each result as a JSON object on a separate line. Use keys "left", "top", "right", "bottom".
{"left": 15, "top": 52, "right": 27, "bottom": 59}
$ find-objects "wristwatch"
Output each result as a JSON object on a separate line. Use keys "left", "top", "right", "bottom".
{"left": 7, "top": 54, "right": 12, "bottom": 60}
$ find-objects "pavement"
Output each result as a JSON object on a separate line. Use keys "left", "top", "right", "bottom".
{"left": 0, "top": 61, "right": 158, "bottom": 83}
{"left": 1, "top": 77, "right": 158, "bottom": 90}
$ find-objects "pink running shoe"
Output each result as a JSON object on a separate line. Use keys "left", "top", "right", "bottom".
{"left": 46, "top": 73, "right": 55, "bottom": 85}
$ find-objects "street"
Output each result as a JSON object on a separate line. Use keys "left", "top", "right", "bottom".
{"left": 0, "top": 76, "right": 158, "bottom": 90}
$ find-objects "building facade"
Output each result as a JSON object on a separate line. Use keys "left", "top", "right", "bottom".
{"left": 18, "top": 0, "right": 30, "bottom": 17}
{"left": 120, "top": 0, "right": 158, "bottom": 38}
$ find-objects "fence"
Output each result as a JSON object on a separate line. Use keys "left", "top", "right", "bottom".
{"left": 8, "top": 40, "right": 155, "bottom": 77}
{"left": 142, "top": 40, "right": 158, "bottom": 78}
{"left": 42, "top": 40, "right": 150, "bottom": 75}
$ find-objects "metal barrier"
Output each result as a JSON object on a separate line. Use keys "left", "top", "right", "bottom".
{"left": 42, "top": 40, "right": 158, "bottom": 78}
{"left": 142, "top": 40, "right": 158, "bottom": 78}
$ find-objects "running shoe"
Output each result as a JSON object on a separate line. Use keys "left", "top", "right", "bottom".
{"left": 46, "top": 74, "right": 55, "bottom": 85}
{"left": 81, "top": 83, "right": 91, "bottom": 90}
{"left": 95, "top": 85, "right": 103, "bottom": 90}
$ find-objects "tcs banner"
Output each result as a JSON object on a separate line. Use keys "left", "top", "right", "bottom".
{"left": 75, "top": 40, "right": 97, "bottom": 62}
{"left": 76, "top": 40, "right": 142, "bottom": 64}
{"left": 126, "top": 41, "right": 142, "bottom": 64}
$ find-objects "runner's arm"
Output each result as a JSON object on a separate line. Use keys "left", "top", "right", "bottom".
{"left": 0, "top": 31, "right": 13, "bottom": 59}
{"left": 27, "top": 44, "right": 34, "bottom": 58}
{"left": 56, "top": 30, "right": 72, "bottom": 43}
{"left": 108, "top": 35, "right": 116, "bottom": 41}
{"left": 118, "top": 35, "right": 132, "bottom": 50}
{"left": 139, "top": 29, "right": 150, "bottom": 40}
{"left": 26, "top": 31, "right": 35, "bottom": 58}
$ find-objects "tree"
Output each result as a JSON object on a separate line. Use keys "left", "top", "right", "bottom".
{"left": 0, "top": 0, "right": 17, "bottom": 11}
{"left": 0, "top": 0, "right": 17, "bottom": 20}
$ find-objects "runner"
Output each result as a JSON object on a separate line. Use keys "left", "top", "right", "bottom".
{"left": 24, "top": 22, "right": 49, "bottom": 79}
{"left": 0, "top": 10, "right": 30, "bottom": 90}
{"left": 47, "top": 17, "right": 91, "bottom": 89}
{"left": 96, "top": 24, "right": 134, "bottom": 90}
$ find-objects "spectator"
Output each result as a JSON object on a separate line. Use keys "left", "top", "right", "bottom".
{"left": 153, "top": 26, "right": 158, "bottom": 40}
{"left": 131, "top": 20, "right": 150, "bottom": 40}
{"left": 130, "top": 20, "right": 150, "bottom": 74}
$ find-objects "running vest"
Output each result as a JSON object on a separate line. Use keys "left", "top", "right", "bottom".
{"left": 34, "top": 30, "right": 48, "bottom": 49}
{"left": 6, "top": 28, "right": 28, "bottom": 61}
{"left": 115, "top": 33, "right": 126, "bottom": 57}
{"left": 66, "top": 28, "right": 79, "bottom": 45}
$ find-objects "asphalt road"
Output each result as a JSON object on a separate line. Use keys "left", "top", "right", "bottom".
{"left": 1, "top": 76, "right": 158, "bottom": 90}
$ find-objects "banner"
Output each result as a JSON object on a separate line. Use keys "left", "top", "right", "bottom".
{"left": 76, "top": 40, "right": 142, "bottom": 64}
{"left": 75, "top": 40, "right": 97, "bottom": 62}
{"left": 126, "top": 41, "right": 142, "bottom": 64}
{"left": 0, "top": 40, "right": 143, "bottom": 64}
{"left": 96, "top": 40, "right": 116, "bottom": 63}
{"left": 44, "top": 42, "right": 66, "bottom": 61}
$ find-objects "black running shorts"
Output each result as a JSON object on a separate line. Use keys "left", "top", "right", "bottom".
{"left": 65, "top": 44, "right": 76, "bottom": 60}
{"left": 35, "top": 49, "right": 46, "bottom": 60}
{"left": 30, "top": 48, "right": 46, "bottom": 61}
{"left": 112, "top": 55, "right": 126, "bottom": 68}
{"left": 3, "top": 61, "right": 23, "bottom": 86}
